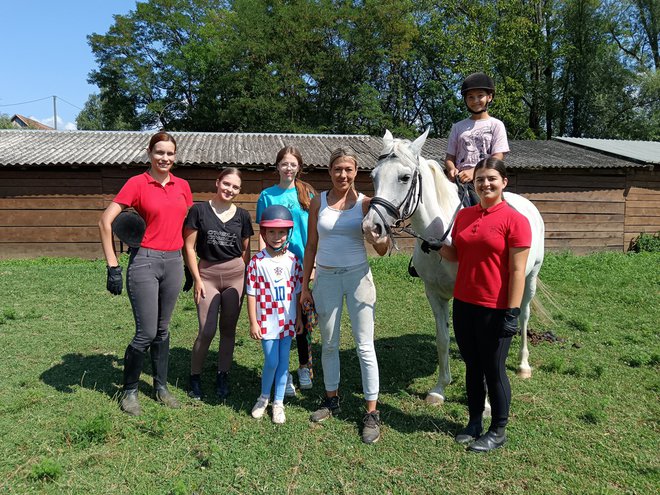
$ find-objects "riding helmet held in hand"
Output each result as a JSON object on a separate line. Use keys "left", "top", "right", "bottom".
{"left": 112, "top": 210, "right": 146, "bottom": 248}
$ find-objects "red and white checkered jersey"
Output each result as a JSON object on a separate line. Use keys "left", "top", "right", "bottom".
{"left": 246, "top": 249, "right": 302, "bottom": 339}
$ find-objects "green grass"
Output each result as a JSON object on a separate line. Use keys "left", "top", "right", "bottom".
{"left": 0, "top": 252, "right": 658, "bottom": 494}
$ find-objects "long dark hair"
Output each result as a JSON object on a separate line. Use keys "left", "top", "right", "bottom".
{"left": 275, "top": 146, "right": 317, "bottom": 211}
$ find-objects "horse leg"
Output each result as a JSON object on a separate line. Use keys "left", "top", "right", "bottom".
{"left": 424, "top": 293, "right": 451, "bottom": 405}
{"left": 517, "top": 274, "right": 537, "bottom": 379}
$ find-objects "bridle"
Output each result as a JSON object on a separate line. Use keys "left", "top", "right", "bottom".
{"left": 368, "top": 151, "right": 467, "bottom": 253}
{"left": 368, "top": 152, "right": 425, "bottom": 252}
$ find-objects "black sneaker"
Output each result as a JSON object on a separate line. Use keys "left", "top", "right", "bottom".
{"left": 310, "top": 396, "right": 340, "bottom": 422}
{"left": 188, "top": 374, "right": 202, "bottom": 400}
{"left": 216, "top": 371, "right": 230, "bottom": 400}
{"left": 362, "top": 410, "right": 381, "bottom": 444}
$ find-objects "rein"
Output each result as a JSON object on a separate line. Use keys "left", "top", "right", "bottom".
{"left": 368, "top": 152, "right": 467, "bottom": 253}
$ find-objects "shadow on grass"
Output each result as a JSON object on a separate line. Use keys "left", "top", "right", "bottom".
{"left": 38, "top": 346, "right": 261, "bottom": 408}
{"left": 288, "top": 332, "right": 465, "bottom": 436}
{"left": 38, "top": 332, "right": 465, "bottom": 435}
{"left": 40, "top": 352, "right": 123, "bottom": 399}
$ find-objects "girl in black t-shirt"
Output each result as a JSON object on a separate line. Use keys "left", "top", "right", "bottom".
{"left": 183, "top": 168, "right": 254, "bottom": 400}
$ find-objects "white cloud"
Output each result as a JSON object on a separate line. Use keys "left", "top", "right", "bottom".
{"left": 37, "top": 115, "right": 77, "bottom": 130}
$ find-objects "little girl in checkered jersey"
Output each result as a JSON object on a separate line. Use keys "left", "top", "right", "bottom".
{"left": 246, "top": 205, "right": 303, "bottom": 424}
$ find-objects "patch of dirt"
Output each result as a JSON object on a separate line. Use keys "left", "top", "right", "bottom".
{"left": 527, "top": 329, "right": 566, "bottom": 345}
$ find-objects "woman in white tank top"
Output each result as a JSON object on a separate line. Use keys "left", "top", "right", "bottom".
{"left": 301, "top": 148, "right": 389, "bottom": 444}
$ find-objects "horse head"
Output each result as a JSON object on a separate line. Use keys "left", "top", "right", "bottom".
{"left": 363, "top": 129, "right": 457, "bottom": 247}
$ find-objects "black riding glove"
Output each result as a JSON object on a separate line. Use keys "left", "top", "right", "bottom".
{"left": 501, "top": 308, "right": 520, "bottom": 338}
{"left": 421, "top": 238, "right": 443, "bottom": 254}
{"left": 182, "top": 265, "right": 193, "bottom": 292}
{"left": 106, "top": 265, "right": 123, "bottom": 295}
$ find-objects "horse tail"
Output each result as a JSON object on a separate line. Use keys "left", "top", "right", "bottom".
{"left": 530, "top": 277, "right": 559, "bottom": 326}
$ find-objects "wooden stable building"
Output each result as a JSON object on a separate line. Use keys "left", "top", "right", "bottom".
{"left": 0, "top": 130, "right": 657, "bottom": 259}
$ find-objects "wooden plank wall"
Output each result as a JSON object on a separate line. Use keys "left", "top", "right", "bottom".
{"left": 510, "top": 169, "right": 628, "bottom": 254}
{"left": 0, "top": 166, "right": 377, "bottom": 259}
{"left": 624, "top": 169, "right": 660, "bottom": 249}
{"left": 0, "top": 166, "right": 656, "bottom": 259}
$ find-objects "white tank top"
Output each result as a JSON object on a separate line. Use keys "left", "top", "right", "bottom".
{"left": 316, "top": 191, "right": 367, "bottom": 267}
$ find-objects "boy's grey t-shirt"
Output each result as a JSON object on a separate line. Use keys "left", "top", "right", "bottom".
{"left": 447, "top": 117, "right": 510, "bottom": 171}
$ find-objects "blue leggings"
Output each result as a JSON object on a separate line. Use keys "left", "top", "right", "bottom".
{"left": 261, "top": 337, "right": 292, "bottom": 402}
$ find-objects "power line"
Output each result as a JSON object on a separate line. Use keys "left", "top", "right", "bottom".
{"left": 0, "top": 95, "right": 84, "bottom": 110}
{"left": 57, "top": 96, "right": 84, "bottom": 111}
{"left": 0, "top": 96, "right": 53, "bottom": 107}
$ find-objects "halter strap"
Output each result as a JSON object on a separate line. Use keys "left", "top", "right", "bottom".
{"left": 368, "top": 152, "right": 423, "bottom": 252}
{"left": 369, "top": 152, "right": 465, "bottom": 254}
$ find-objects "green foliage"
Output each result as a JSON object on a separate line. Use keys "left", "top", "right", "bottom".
{"left": 84, "top": 0, "right": 658, "bottom": 138}
{"left": 30, "top": 458, "right": 63, "bottom": 482}
{"left": 76, "top": 93, "right": 135, "bottom": 130}
{"left": 629, "top": 232, "right": 660, "bottom": 252}
{"left": 0, "top": 113, "right": 14, "bottom": 129}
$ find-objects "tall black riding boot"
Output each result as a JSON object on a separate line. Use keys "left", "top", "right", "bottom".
{"left": 121, "top": 345, "right": 145, "bottom": 416}
{"left": 150, "top": 336, "right": 181, "bottom": 409}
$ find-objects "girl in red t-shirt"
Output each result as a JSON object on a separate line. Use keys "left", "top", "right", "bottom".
{"left": 439, "top": 157, "right": 531, "bottom": 452}
{"left": 99, "top": 132, "right": 193, "bottom": 416}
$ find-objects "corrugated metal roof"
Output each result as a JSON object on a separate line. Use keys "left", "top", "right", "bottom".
{"left": 0, "top": 129, "right": 650, "bottom": 170}
{"left": 0, "top": 130, "right": 380, "bottom": 169}
{"left": 554, "top": 136, "right": 660, "bottom": 164}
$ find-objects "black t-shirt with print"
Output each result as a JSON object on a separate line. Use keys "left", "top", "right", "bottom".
{"left": 184, "top": 202, "right": 254, "bottom": 262}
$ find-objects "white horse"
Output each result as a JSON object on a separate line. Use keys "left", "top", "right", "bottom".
{"left": 362, "top": 130, "right": 545, "bottom": 405}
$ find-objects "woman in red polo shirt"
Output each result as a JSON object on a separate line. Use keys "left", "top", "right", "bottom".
{"left": 99, "top": 131, "right": 193, "bottom": 416}
{"left": 438, "top": 157, "right": 531, "bottom": 452}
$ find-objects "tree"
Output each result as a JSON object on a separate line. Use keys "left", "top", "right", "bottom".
{"left": 76, "top": 94, "right": 134, "bottom": 130}
{"left": 85, "top": 0, "right": 657, "bottom": 138}
{"left": 0, "top": 113, "right": 13, "bottom": 129}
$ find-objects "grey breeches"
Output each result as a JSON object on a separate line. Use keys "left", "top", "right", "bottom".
{"left": 126, "top": 247, "right": 183, "bottom": 351}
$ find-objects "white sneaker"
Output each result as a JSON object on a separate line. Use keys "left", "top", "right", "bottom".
{"left": 251, "top": 396, "right": 269, "bottom": 419}
{"left": 272, "top": 403, "right": 286, "bottom": 424}
{"left": 284, "top": 372, "right": 296, "bottom": 397}
{"left": 297, "top": 367, "right": 313, "bottom": 390}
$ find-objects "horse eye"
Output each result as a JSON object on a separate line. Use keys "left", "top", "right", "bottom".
{"left": 400, "top": 174, "right": 411, "bottom": 183}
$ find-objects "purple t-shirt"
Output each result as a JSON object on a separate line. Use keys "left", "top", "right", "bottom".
{"left": 447, "top": 117, "right": 509, "bottom": 171}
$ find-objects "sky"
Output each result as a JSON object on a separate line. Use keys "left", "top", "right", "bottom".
{"left": 1, "top": 1, "right": 138, "bottom": 130}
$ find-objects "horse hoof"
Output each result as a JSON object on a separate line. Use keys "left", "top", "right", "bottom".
{"left": 425, "top": 393, "right": 445, "bottom": 405}
{"left": 517, "top": 367, "right": 532, "bottom": 379}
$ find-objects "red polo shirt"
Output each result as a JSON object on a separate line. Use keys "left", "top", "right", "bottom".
{"left": 451, "top": 201, "right": 531, "bottom": 309}
{"left": 114, "top": 171, "right": 193, "bottom": 251}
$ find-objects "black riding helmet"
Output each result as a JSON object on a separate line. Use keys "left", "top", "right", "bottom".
{"left": 461, "top": 72, "right": 495, "bottom": 97}
{"left": 461, "top": 72, "right": 495, "bottom": 115}
{"left": 112, "top": 210, "right": 146, "bottom": 248}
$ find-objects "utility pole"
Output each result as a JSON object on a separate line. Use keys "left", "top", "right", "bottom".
{"left": 53, "top": 95, "right": 57, "bottom": 130}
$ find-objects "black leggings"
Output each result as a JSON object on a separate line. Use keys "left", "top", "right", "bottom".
{"left": 453, "top": 298, "right": 512, "bottom": 429}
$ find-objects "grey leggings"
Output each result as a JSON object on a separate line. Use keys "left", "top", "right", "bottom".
{"left": 126, "top": 248, "right": 183, "bottom": 351}
{"left": 190, "top": 257, "right": 245, "bottom": 374}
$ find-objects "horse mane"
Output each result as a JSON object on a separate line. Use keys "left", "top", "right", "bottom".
{"left": 382, "top": 138, "right": 457, "bottom": 215}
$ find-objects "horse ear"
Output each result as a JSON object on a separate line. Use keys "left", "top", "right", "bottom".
{"left": 382, "top": 129, "right": 394, "bottom": 152}
{"left": 410, "top": 128, "right": 430, "bottom": 157}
